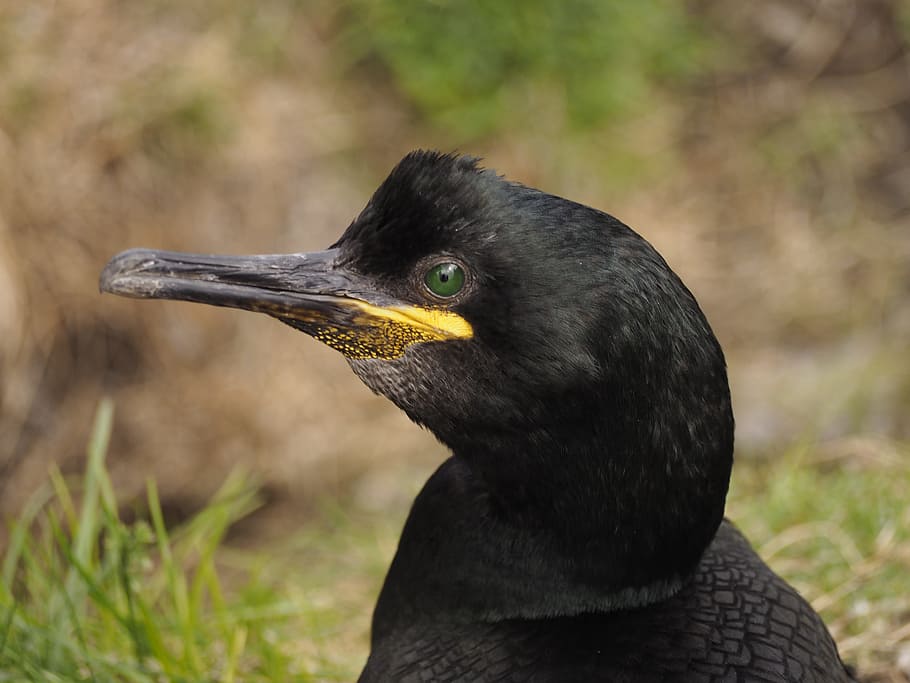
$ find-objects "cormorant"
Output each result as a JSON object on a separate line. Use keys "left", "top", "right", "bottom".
{"left": 100, "top": 151, "right": 855, "bottom": 682}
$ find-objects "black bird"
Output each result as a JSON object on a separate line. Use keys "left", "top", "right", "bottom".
{"left": 100, "top": 151, "right": 855, "bottom": 682}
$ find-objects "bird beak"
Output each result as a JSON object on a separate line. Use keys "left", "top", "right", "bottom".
{"left": 100, "top": 247, "right": 473, "bottom": 360}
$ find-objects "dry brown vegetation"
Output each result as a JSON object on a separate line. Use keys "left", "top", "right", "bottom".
{"left": 1, "top": 0, "right": 909, "bottom": 678}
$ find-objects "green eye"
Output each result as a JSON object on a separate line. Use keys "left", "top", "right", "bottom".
{"left": 424, "top": 262, "right": 466, "bottom": 298}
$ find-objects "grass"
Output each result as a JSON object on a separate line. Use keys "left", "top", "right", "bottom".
{"left": 1, "top": 402, "right": 908, "bottom": 681}
{"left": 729, "top": 439, "right": 910, "bottom": 680}
{"left": 0, "top": 401, "right": 386, "bottom": 682}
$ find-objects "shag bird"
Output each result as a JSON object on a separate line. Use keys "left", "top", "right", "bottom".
{"left": 101, "top": 151, "right": 855, "bottom": 682}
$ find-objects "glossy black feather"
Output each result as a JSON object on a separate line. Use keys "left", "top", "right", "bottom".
{"left": 361, "top": 520, "right": 851, "bottom": 682}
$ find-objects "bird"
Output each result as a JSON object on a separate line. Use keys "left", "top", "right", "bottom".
{"left": 100, "top": 150, "right": 856, "bottom": 682}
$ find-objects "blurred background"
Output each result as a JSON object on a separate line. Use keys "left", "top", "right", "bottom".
{"left": 1, "top": 0, "right": 909, "bottom": 675}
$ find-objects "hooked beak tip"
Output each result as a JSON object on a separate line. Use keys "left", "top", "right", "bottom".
{"left": 99, "top": 248, "right": 160, "bottom": 296}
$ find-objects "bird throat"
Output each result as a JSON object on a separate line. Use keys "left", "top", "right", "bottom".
{"left": 371, "top": 455, "right": 691, "bottom": 637}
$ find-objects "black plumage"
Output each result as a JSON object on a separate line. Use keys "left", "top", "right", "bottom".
{"left": 100, "top": 151, "right": 855, "bottom": 682}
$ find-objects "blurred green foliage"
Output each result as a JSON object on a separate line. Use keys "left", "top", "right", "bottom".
{"left": 118, "top": 73, "right": 233, "bottom": 166}
{"left": 899, "top": 2, "right": 910, "bottom": 40}
{"left": 341, "top": 0, "right": 720, "bottom": 138}
{"left": 2, "top": 82, "right": 45, "bottom": 135}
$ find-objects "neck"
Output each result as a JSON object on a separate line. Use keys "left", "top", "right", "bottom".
{"left": 366, "top": 303, "right": 734, "bottom": 638}
{"left": 372, "top": 377, "right": 733, "bottom": 639}
{"left": 445, "top": 359, "right": 734, "bottom": 586}
{"left": 371, "top": 456, "right": 687, "bottom": 642}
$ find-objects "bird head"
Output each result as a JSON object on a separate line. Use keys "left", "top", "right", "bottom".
{"left": 101, "top": 151, "right": 734, "bottom": 586}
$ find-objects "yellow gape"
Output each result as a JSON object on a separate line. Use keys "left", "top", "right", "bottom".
{"left": 311, "top": 302, "right": 474, "bottom": 360}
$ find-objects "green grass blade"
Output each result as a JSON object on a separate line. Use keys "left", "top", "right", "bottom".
{"left": 146, "top": 479, "right": 201, "bottom": 676}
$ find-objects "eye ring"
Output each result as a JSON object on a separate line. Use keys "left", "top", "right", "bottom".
{"left": 422, "top": 259, "right": 468, "bottom": 300}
